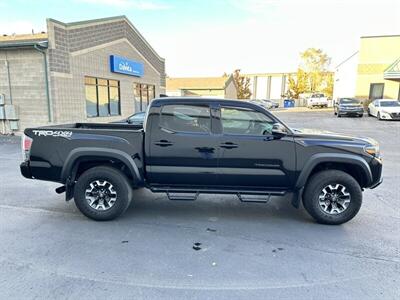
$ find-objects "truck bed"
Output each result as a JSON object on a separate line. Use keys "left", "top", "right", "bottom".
{"left": 41, "top": 122, "right": 143, "bottom": 131}
{"left": 24, "top": 123, "right": 144, "bottom": 183}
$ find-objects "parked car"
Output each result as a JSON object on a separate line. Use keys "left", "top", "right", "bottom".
{"left": 307, "top": 93, "right": 328, "bottom": 108}
{"left": 334, "top": 98, "right": 364, "bottom": 117}
{"left": 112, "top": 111, "right": 146, "bottom": 126}
{"left": 367, "top": 99, "right": 400, "bottom": 120}
{"left": 250, "top": 99, "right": 279, "bottom": 109}
{"left": 20, "top": 97, "right": 382, "bottom": 224}
{"left": 262, "top": 99, "right": 279, "bottom": 109}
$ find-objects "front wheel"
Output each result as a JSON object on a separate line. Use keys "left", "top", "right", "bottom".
{"left": 303, "top": 170, "right": 362, "bottom": 225}
{"left": 377, "top": 112, "right": 382, "bottom": 120}
{"left": 74, "top": 166, "right": 133, "bottom": 221}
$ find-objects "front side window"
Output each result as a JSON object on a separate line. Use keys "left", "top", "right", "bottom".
{"left": 85, "top": 77, "right": 120, "bottom": 117}
{"left": 221, "top": 107, "right": 274, "bottom": 135}
{"left": 160, "top": 105, "right": 211, "bottom": 133}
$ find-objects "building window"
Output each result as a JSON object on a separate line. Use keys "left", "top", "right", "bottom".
{"left": 85, "top": 77, "right": 121, "bottom": 117}
{"left": 133, "top": 83, "right": 156, "bottom": 111}
{"left": 369, "top": 83, "right": 384, "bottom": 101}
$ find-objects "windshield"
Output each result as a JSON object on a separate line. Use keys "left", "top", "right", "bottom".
{"left": 380, "top": 101, "right": 400, "bottom": 107}
{"left": 128, "top": 112, "right": 145, "bottom": 122}
{"left": 340, "top": 98, "right": 360, "bottom": 104}
{"left": 311, "top": 94, "right": 325, "bottom": 98}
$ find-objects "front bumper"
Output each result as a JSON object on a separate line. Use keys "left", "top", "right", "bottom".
{"left": 380, "top": 111, "right": 400, "bottom": 120}
{"left": 339, "top": 109, "right": 364, "bottom": 115}
{"left": 368, "top": 157, "right": 383, "bottom": 189}
{"left": 370, "top": 175, "right": 383, "bottom": 189}
{"left": 20, "top": 161, "right": 32, "bottom": 179}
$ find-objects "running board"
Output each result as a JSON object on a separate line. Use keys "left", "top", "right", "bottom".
{"left": 151, "top": 187, "right": 286, "bottom": 203}
{"left": 237, "top": 193, "right": 271, "bottom": 203}
{"left": 166, "top": 191, "right": 199, "bottom": 201}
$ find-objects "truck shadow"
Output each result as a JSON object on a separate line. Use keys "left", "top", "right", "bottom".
{"left": 122, "top": 188, "right": 313, "bottom": 225}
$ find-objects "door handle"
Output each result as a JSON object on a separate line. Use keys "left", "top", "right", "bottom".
{"left": 154, "top": 140, "right": 173, "bottom": 147}
{"left": 220, "top": 142, "right": 238, "bottom": 149}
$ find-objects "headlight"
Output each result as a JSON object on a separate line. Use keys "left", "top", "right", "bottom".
{"left": 364, "top": 144, "right": 380, "bottom": 157}
{"left": 381, "top": 110, "right": 390, "bottom": 114}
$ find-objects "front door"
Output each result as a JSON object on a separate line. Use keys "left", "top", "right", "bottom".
{"left": 216, "top": 105, "right": 296, "bottom": 189}
{"left": 146, "top": 103, "right": 219, "bottom": 186}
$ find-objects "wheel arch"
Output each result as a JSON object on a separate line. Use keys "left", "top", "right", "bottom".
{"left": 296, "top": 153, "right": 373, "bottom": 189}
{"left": 292, "top": 154, "right": 372, "bottom": 208}
{"left": 61, "top": 147, "right": 143, "bottom": 186}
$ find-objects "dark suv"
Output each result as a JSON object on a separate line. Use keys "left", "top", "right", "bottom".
{"left": 334, "top": 98, "right": 364, "bottom": 117}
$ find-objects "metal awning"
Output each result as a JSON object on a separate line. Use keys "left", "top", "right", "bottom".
{"left": 384, "top": 58, "right": 400, "bottom": 81}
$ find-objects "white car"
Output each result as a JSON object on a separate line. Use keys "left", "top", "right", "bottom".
{"left": 367, "top": 99, "right": 400, "bottom": 120}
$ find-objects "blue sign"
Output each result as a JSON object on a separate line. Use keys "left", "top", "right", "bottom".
{"left": 110, "top": 55, "right": 144, "bottom": 77}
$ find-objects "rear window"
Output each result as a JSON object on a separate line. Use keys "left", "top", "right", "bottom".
{"left": 311, "top": 94, "right": 325, "bottom": 98}
{"left": 160, "top": 104, "right": 211, "bottom": 133}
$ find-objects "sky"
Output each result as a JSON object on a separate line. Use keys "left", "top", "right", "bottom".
{"left": 0, "top": 0, "right": 399, "bottom": 76}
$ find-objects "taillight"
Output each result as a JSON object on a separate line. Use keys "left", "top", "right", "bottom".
{"left": 22, "top": 134, "right": 33, "bottom": 160}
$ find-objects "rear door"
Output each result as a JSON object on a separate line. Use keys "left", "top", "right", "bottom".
{"left": 146, "top": 103, "right": 219, "bottom": 186}
{"left": 216, "top": 105, "right": 296, "bottom": 189}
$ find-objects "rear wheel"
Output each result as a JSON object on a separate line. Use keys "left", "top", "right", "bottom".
{"left": 74, "top": 166, "right": 132, "bottom": 221}
{"left": 303, "top": 170, "right": 362, "bottom": 225}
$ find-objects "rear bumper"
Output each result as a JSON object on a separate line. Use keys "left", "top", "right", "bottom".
{"left": 20, "top": 161, "right": 32, "bottom": 179}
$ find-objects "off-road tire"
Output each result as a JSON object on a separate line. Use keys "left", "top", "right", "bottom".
{"left": 303, "top": 170, "right": 362, "bottom": 225}
{"left": 74, "top": 166, "right": 132, "bottom": 221}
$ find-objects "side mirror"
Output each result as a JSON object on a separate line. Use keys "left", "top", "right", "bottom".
{"left": 271, "top": 123, "right": 287, "bottom": 137}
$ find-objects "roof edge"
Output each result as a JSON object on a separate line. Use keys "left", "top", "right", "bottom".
{"left": 0, "top": 40, "right": 48, "bottom": 49}
{"left": 47, "top": 16, "right": 164, "bottom": 62}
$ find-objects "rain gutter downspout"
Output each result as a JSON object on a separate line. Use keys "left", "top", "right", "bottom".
{"left": 5, "top": 51, "right": 13, "bottom": 104}
{"left": 34, "top": 44, "right": 52, "bottom": 122}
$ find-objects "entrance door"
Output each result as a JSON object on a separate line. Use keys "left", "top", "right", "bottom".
{"left": 146, "top": 103, "right": 219, "bottom": 186}
{"left": 216, "top": 106, "right": 296, "bottom": 189}
{"left": 369, "top": 83, "right": 384, "bottom": 100}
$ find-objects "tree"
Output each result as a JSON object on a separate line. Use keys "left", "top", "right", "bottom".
{"left": 322, "top": 72, "right": 334, "bottom": 98}
{"left": 233, "top": 69, "right": 252, "bottom": 99}
{"left": 300, "top": 48, "right": 331, "bottom": 93}
{"left": 287, "top": 68, "right": 309, "bottom": 99}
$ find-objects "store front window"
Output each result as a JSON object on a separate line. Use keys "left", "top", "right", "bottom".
{"left": 85, "top": 77, "right": 121, "bottom": 117}
{"left": 134, "top": 83, "right": 156, "bottom": 111}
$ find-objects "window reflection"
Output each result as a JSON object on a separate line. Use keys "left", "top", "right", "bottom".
{"left": 85, "top": 77, "right": 121, "bottom": 117}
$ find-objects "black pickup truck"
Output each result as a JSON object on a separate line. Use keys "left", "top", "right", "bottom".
{"left": 20, "top": 98, "right": 382, "bottom": 224}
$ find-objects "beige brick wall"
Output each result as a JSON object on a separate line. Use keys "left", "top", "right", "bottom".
{"left": 51, "top": 39, "right": 161, "bottom": 124}
{"left": 0, "top": 49, "right": 49, "bottom": 130}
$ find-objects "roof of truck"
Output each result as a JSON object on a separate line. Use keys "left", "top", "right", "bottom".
{"left": 152, "top": 97, "right": 251, "bottom": 106}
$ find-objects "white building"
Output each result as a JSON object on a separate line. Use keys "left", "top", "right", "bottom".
{"left": 245, "top": 72, "right": 295, "bottom": 106}
{"left": 333, "top": 51, "right": 359, "bottom": 99}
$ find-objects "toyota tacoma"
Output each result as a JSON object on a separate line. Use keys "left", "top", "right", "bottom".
{"left": 20, "top": 98, "right": 383, "bottom": 224}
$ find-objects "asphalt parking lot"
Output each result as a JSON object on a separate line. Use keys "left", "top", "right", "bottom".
{"left": 0, "top": 111, "right": 399, "bottom": 299}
